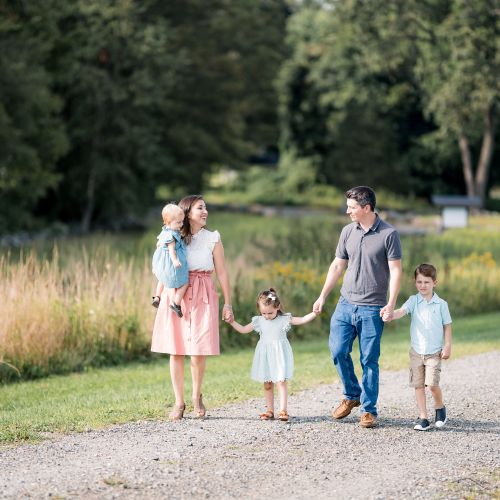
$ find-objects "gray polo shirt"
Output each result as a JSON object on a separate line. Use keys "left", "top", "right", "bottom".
{"left": 336, "top": 216, "right": 402, "bottom": 306}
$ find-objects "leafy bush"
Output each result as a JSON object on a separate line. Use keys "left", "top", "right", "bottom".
{"left": 2, "top": 212, "right": 499, "bottom": 382}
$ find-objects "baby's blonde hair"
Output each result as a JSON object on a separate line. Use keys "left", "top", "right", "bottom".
{"left": 161, "top": 203, "right": 184, "bottom": 225}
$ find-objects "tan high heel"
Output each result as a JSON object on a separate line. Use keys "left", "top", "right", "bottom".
{"left": 193, "top": 394, "right": 206, "bottom": 418}
{"left": 169, "top": 403, "right": 185, "bottom": 421}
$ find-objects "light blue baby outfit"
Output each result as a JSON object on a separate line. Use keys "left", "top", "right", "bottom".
{"left": 251, "top": 313, "right": 294, "bottom": 383}
{"left": 151, "top": 227, "right": 188, "bottom": 288}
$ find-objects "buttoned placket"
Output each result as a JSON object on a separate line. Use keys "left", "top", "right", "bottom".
{"left": 354, "top": 219, "right": 379, "bottom": 282}
{"left": 417, "top": 298, "right": 437, "bottom": 354}
{"left": 354, "top": 227, "right": 366, "bottom": 282}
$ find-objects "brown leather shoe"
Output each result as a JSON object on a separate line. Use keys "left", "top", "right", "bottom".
{"left": 360, "top": 412, "right": 377, "bottom": 428}
{"left": 332, "top": 399, "right": 361, "bottom": 419}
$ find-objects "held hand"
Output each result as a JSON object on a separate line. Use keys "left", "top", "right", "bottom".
{"left": 222, "top": 304, "right": 233, "bottom": 322}
{"left": 312, "top": 297, "right": 324, "bottom": 315}
{"left": 440, "top": 346, "right": 451, "bottom": 359}
{"left": 173, "top": 259, "right": 182, "bottom": 268}
{"left": 380, "top": 304, "right": 394, "bottom": 322}
{"left": 380, "top": 310, "right": 392, "bottom": 322}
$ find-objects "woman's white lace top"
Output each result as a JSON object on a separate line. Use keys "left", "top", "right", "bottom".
{"left": 186, "top": 229, "right": 220, "bottom": 271}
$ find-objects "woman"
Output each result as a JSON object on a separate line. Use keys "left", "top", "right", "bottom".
{"left": 151, "top": 194, "right": 233, "bottom": 420}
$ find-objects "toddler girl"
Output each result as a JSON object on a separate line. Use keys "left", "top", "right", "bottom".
{"left": 228, "top": 288, "right": 318, "bottom": 421}
{"left": 151, "top": 203, "right": 189, "bottom": 317}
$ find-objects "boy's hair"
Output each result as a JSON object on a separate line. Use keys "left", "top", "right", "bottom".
{"left": 345, "top": 186, "right": 376, "bottom": 211}
{"left": 161, "top": 203, "right": 184, "bottom": 225}
{"left": 256, "top": 287, "right": 284, "bottom": 315}
{"left": 414, "top": 263, "right": 437, "bottom": 280}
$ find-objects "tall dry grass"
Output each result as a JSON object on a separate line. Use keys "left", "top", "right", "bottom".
{"left": 0, "top": 248, "right": 155, "bottom": 381}
{"left": 2, "top": 213, "right": 500, "bottom": 382}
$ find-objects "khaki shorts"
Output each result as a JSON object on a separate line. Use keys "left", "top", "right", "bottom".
{"left": 409, "top": 347, "right": 442, "bottom": 388}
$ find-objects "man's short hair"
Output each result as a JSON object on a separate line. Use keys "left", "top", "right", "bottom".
{"left": 345, "top": 186, "right": 376, "bottom": 211}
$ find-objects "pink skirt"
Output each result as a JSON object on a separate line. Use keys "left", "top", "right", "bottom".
{"left": 151, "top": 270, "right": 220, "bottom": 356}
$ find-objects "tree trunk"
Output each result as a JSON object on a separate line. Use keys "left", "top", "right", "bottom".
{"left": 81, "top": 167, "right": 96, "bottom": 233}
{"left": 458, "top": 132, "right": 475, "bottom": 198}
{"left": 474, "top": 104, "right": 495, "bottom": 208}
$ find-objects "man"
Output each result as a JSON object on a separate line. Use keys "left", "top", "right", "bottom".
{"left": 313, "top": 186, "right": 402, "bottom": 428}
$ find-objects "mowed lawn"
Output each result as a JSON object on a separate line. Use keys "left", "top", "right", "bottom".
{"left": 1, "top": 312, "right": 499, "bottom": 445}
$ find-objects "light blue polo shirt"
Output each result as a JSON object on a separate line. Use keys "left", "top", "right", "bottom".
{"left": 402, "top": 292, "right": 452, "bottom": 355}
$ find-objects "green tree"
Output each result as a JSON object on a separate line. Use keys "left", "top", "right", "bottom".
{"left": 277, "top": 2, "right": 429, "bottom": 194}
{"left": 412, "top": 0, "right": 499, "bottom": 206}
{"left": 157, "top": 0, "right": 289, "bottom": 188}
{"left": 1, "top": 1, "right": 290, "bottom": 232}
{"left": 278, "top": 0, "right": 499, "bottom": 203}
{"left": 45, "top": 0, "right": 288, "bottom": 229}
{"left": 0, "top": 4, "right": 68, "bottom": 232}
{"left": 44, "top": 0, "right": 180, "bottom": 231}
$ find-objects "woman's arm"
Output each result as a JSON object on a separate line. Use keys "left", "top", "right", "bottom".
{"left": 213, "top": 240, "right": 233, "bottom": 321}
{"left": 290, "top": 312, "right": 319, "bottom": 326}
{"left": 228, "top": 320, "right": 254, "bottom": 334}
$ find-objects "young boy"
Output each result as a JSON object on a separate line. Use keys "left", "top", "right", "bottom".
{"left": 385, "top": 263, "right": 452, "bottom": 431}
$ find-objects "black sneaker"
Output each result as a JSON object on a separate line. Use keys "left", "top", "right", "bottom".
{"left": 169, "top": 303, "right": 183, "bottom": 317}
{"left": 152, "top": 296, "right": 161, "bottom": 308}
{"left": 435, "top": 407, "right": 447, "bottom": 428}
{"left": 414, "top": 418, "right": 431, "bottom": 431}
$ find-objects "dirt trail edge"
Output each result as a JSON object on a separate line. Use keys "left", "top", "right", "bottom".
{"left": 2, "top": 351, "right": 499, "bottom": 499}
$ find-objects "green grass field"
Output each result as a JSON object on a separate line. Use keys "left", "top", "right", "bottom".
{"left": 1, "top": 211, "right": 499, "bottom": 384}
{"left": 1, "top": 312, "right": 498, "bottom": 445}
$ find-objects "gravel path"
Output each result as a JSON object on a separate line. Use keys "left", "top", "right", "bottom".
{"left": 2, "top": 351, "right": 499, "bottom": 499}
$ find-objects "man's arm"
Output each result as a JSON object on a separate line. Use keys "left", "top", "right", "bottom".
{"left": 380, "top": 259, "right": 402, "bottom": 321}
{"left": 313, "top": 257, "right": 348, "bottom": 314}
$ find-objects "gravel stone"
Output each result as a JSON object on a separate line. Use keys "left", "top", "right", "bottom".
{"left": 1, "top": 351, "right": 499, "bottom": 499}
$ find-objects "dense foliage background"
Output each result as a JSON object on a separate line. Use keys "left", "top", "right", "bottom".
{"left": 0, "top": 0, "right": 498, "bottom": 233}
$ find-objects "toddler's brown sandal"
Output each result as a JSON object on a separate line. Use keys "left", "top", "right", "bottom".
{"left": 259, "top": 410, "right": 274, "bottom": 420}
{"left": 278, "top": 410, "right": 289, "bottom": 422}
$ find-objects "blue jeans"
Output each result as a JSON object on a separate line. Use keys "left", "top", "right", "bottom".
{"left": 329, "top": 297, "right": 384, "bottom": 416}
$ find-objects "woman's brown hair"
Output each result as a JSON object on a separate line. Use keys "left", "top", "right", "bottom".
{"left": 178, "top": 194, "right": 204, "bottom": 245}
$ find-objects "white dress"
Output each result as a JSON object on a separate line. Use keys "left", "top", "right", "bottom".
{"left": 250, "top": 313, "right": 294, "bottom": 383}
